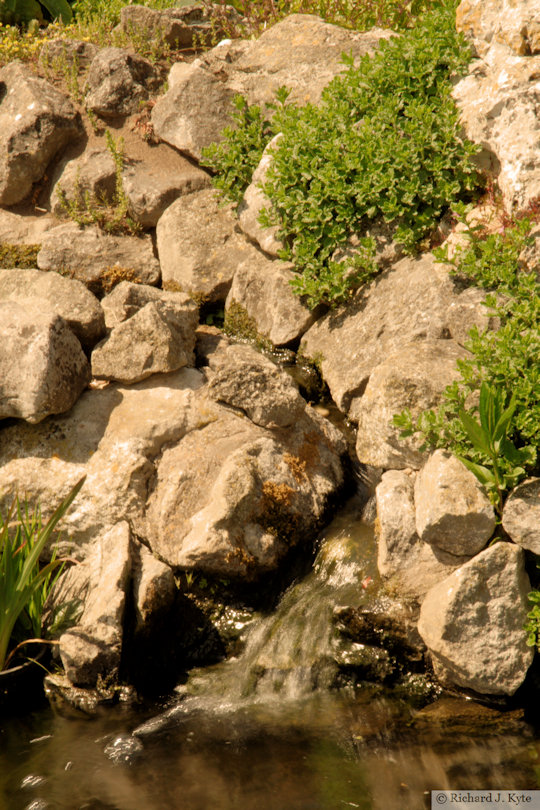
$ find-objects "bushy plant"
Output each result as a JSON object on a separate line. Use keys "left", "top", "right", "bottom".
{"left": 0, "top": 0, "right": 73, "bottom": 25}
{"left": 203, "top": 0, "right": 481, "bottom": 307}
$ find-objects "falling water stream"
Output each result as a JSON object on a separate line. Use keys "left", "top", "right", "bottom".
{"left": 1, "top": 496, "right": 539, "bottom": 810}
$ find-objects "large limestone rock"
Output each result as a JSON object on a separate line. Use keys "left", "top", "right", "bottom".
{"left": 56, "top": 521, "right": 131, "bottom": 688}
{"left": 144, "top": 400, "right": 345, "bottom": 578}
{"left": 225, "top": 248, "right": 316, "bottom": 346}
{"left": 0, "top": 299, "right": 90, "bottom": 423}
{"left": 99, "top": 280, "right": 195, "bottom": 329}
{"left": 415, "top": 450, "right": 496, "bottom": 556}
{"left": 91, "top": 298, "right": 198, "bottom": 383}
{"left": 354, "top": 340, "right": 468, "bottom": 469}
{"left": 122, "top": 161, "right": 211, "bottom": 229}
{"left": 0, "top": 268, "right": 105, "bottom": 350}
{"left": 37, "top": 223, "right": 160, "bottom": 295}
{"left": 0, "top": 367, "right": 206, "bottom": 550}
{"left": 456, "top": 0, "right": 540, "bottom": 57}
{"left": 0, "top": 209, "right": 58, "bottom": 244}
{"left": 238, "top": 134, "right": 284, "bottom": 258}
{"left": 85, "top": 47, "right": 160, "bottom": 117}
{"left": 119, "top": 3, "right": 240, "bottom": 49}
{"left": 0, "top": 62, "right": 82, "bottom": 205}
{"left": 418, "top": 543, "right": 534, "bottom": 695}
{"left": 156, "top": 188, "right": 249, "bottom": 302}
{"left": 453, "top": 41, "right": 540, "bottom": 211}
{"left": 151, "top": 61, "right": 236, "bottom": 162}
{"left": 40, "top": 37, "right": 98, "bottom": 69}
{"left": 206, "top": 344, "right": 305, "bottom": 428}
{"left": 49, "top": 148, "right": 116, "bottom": 217}
{"left": 301, "top": 254, "right": 456, "bottom": 413}
{"left": 153, "top": 16, "right": 391, "bottom": 159}
{"left": 502, "top": 478, "right": 540, "bottom": 554}
{"left": 376, "top": 470, "right": 469, "bottom": 601}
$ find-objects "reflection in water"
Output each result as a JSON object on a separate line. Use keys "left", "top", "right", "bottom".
{"left": 1, "top": 497, "right": 539, "bottom": 810}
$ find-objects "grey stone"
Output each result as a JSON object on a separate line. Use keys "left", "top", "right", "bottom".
{"left": 0, "top": 209, "right": 57, "bottom": 245}
{"left": 415, "top": 450, "right": 496, "bottom": 556}
{"left": 376, "top": 469, "right": 468, "bottom": 601}
{"left": 144, "top": 399, "right": 345, "bottom": 578}
{"left": 0, "top": 299, "right": 90, "bottom": 423}
{"left": 119, "top": 3, "right": 241, "bottom": 49}
{"left": 40, "top": 37, "right": 98, "bottom": 69}
{"left": 156, "top": 188, "right": 248, "bottom": 303}
{"left": 133, "top": 543, "right": 176, "bottom": 632}
{"left": 85, "top": 47, "right": 160, "bottom": 117}
{"left": 0, "top": 62, "right": 82, "bottom": 206}
{"left": 0, "top": 367, "right": 206, "bottom": 551}
{"left": 225, "top": 246, "right": 316, "bottom": 346}
{"left": 122, "top": 161, "right": 211, "bottom": 229}
{"left": 418, "top": 542, "right": 534, "bottom": 695}
{"left": 301, "top": 253, "right": 455, "bottom": 413}
{"left": 502, "top": 478, "right": 540, "bottom": 554}
{"left": 151, "top": 60, "right": 236, "bottom": 161}
{"left": 0, "top": 268, "right": 105, "bottom": 350}
{"left": 57, "top": 521, "right": 131, "bottom": 687}
{"left": 49, "top": 148, "right": 116, "bottom": 217}
{"left": 100, "top": 280, "right": 195, "bottom": 329}
{"left": 91, "top": 298, "right": 198, "bottom": 383}
{"left": 238, "top": 134, "right": 284, "bottom": 257}
{"left": 37, "top": 223, "right": 160, "bottom": 295}
{"left": 456, "top": 0, "right": 540, "bottom": 58}
{"left": 354, "top": 340, "right": 468, "bottom": 469}
{"left": 207, "top": 344, "right": 305, "bottom": 428}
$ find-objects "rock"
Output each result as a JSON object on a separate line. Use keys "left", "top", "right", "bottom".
{"left": 207, "top": 344, "right": 305, "bottom": 428}
{"left": 0, "top": 268, "right": 105, "bottom": 350}
{"left": 85, "top": 47, "right": 160, "bottom": 117}
{"left": 456, "top": 0, "right": 540, "bottom": 58}
{"left": 133, "top": 543, "right": 176, "bottom": 632}
{"left": 153, "top": 16, "right": 391, "bottom": 159}
{"left": 375, "top": 470, "right": 468, "bottom": 601}
{"left": 122, "top": 161, "right": 211, "bottom": 229}
{"left": 415, "top": 450, "right": 496, "bottom": 556}
{"left": 91, "top": 298, "right": 198, "bottom": 383}
{"left": 331, "top": 220, "right": 404, "bottom": 276}
{"left": 195, "top": 323, "right": 232, "bottom": 367}
{"left": 0, "top": 209, "right": 57, "bottom": 245}
{"left": 151, "top": 60, "right": 236, "bottom": 161}
{"left": 0, "top": 62, "right": 82, "bottom": 206}
{"left": 144, "top": 400, "right": 345, "bottom": 578}
{"left": 0, "top": 367, "right": 206, "bottom": 550}
{"left": 301, "top": 253, "right": 455, "bottom": 413}
{"left": 37, "top": 223, "right": 160, "bottom": 295}
{"left": 453, "top": 50, "right": 540, "bottom": 211}
{"left": 225, "top": 247, "right": 316, "bottom": 346}
{"left": 119, "top": 3, "right": 241, "bottom": 49}
{"left": 445, "top": 286, "right": 498, "bottom": 346}
{"left": 238, "top": 134, "right": 284, "bottom": 257}
{"left": 354, "top": 340, "right": 468, "bottom": 469}
{"left": 502, "top": 478, "right": 540, "bottom": 553}
{"left": 100, "top": 280, "right": 195, "bottom": 329}
{"left": 49, "top": 148, "right": 116, "bottom": 217}
{"left": 156, "top": 188, "right": 248, "bottom": 303}
{"left": 418, "top": 542, "right": 534, "bottom": 695}
{"left": 40, "top": 37, "right": 98, "bottom": 69}
{"left": 222, "top": 14, "right": 393, "bottom": 108}
{"left": 57, "top": 522, "right": 131, "bottom": 687}
{"left": 0, "top": 299, "right": 90, "bottom": 423}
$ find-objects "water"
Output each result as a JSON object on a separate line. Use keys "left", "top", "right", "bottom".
{"left": 1, "top": 498, "right": 539, "bottom": 810}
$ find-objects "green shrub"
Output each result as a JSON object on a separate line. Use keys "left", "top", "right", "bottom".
{"left": 0, "top": 0, "right": 73, "bottom": 25}
{"left": 394, "top": 208, "right": 539, "bottom": 513}
{"left": 203, "top": 0, "right": 481, "bottom": 307}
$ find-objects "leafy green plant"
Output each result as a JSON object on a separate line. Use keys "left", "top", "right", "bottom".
{"left": 0, "top": 477, "right": 85, "bottom": 671}
{"left": 0, "top": 0, "right": 73, "bottom": 25}
{"left": 394, "top": 205, "right": 539, "bottom": 513}
{"left": 203, "top": 0, "right": 481, "bottom": 307}
{"left": 57, "top": 130, "right": 140, "bottom": 235}
{"left": 525, "top": 586, "right": 540, "bottom": 649}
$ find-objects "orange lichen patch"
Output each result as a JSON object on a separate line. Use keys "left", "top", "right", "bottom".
{"left": 261, "top": 480, "right": 294, "bottom": 506}
{"left": 283, "top": 453, "right": 307, "bottom": 483}
{"left": 296, "top": 430, "right": 321, "bottom": 470}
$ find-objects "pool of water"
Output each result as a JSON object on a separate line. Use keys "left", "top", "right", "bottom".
{"left": 1, "top": 690, "right": 539, "bottom": 810}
